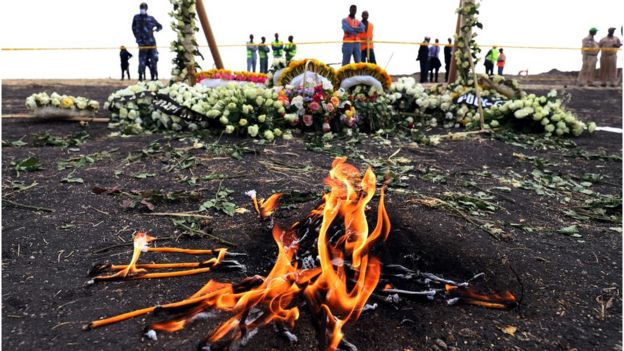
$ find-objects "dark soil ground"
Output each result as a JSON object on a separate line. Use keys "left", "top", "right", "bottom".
{"left": 2, "top": 79, "right": 622, "bottom": 351}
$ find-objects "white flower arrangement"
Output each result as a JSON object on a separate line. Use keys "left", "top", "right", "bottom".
{"left": 25, "top": 92, "right": 99, "bottom": 116}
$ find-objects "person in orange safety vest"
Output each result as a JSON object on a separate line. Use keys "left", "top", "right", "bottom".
{"left": 342, "top": 4, "right": 365, "bottom": 66}
{"left": 359, "top": 10, "right": 376, "bottom": 64}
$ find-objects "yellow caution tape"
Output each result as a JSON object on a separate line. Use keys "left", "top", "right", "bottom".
{"left": 2, "top": 41, "right": 621, "bottom": 52}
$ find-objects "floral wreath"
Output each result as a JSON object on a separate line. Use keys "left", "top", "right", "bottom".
{"left": 195, "top": 69, "right": 268, "bottom": 85}
{"left": 336, "top": 63, "right": 392, "bottom": 91}
{"left": 277, "top": 58, "right": 339, "bottom": 88}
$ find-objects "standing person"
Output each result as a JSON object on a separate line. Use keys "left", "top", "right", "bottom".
{"left": 484, "top": 46, "right": 498, "bottom": 75}
{"left": 496, "top": 48, "right": 506, "bottom": 75}
{"left": 598, "top": 27, "right": 623, "bottom": 87}
{"left": 360, "top": 10, "right": 376, "bottom": 64}
{"left": 258, "top": 37, "right": 270, "bottom": 73}
{"left": 577, "top": 27, "right": 600, "bottom": 86}
{"left": 444, "top": 38, "right": 452, "bottom": 82}
{"left": 132, "top": 2, "right": 162, "bottom": 81}
{"left": 483, "top": 48, "right": 493, "bottom": 75}
{"left": 246, "top": 34, "right": 258, "bottom": 72}
{"left": 272, "top": 33, "right": 284, "bottom": 61}
{"left": 284, "top": 35, "right": 297, "bottom": 63}
{"left": 428, "top": 39, "right": 442, "bottom": 83}
{"left": 341, "top": 4, "right": 365, "bottom": 66}
{"left": 119, "top": 46, "right": 133, "bottom": 80}
{"left": 417, "top": 37, "right": 430, "bottom": 83}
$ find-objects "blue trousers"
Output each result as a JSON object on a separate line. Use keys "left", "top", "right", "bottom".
{"left": 342, "top": 42, "right": 361, "bottom": 66}
{"left": 138, "top": 48, "right": 158, "bottom": 80}
{"left": 247, "top": 57, "right": 257, "bottom": 72}
{"left": 259, "top": 58, "right": 268, "bottom": 73}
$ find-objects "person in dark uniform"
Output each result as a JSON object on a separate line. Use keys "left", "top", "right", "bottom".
{"left": 417, "top": 36, "right": 430, "bottom": 83}
{"left": 132, "top": 2, "right": 162, "bottom": 81}
{"left": 119, "top": 46, "right": 133, "bottom": 80}
{"left": 444, "top": 38, "right": 452, "bottom": 82}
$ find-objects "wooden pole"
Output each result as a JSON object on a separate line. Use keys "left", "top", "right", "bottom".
{"left": 447, "top": 0, "right": 463, "bottom": 84}
{"left": 196, "top": 0, "right": 224, "bottom": 69}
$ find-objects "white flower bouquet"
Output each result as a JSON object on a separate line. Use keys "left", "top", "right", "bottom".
{"left": 25, "top": 92, "right": 100, "bottom": 117}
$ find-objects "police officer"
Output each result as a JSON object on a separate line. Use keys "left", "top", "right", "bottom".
{"left": 132, "top": 2, "right": 162, "bottom": 81}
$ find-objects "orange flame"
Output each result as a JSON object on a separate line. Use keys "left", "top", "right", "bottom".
{"left": 87, "top": 158, "right": 391, "bottom": 350}
{"left": 158, "top": 157, "right": 390, "bottom": 349}
{"left": 445, "top": 284, "right": 517, "bottom": 309}
{"left": 249, "top": 191, "right": 283, "bottom": 219}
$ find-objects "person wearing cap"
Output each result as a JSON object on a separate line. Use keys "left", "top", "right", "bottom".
{"left": 577, "top": 27, "right": 600, "bottom": 86}
{"left": 417, "top": 36, "right": 431, "bottom": 83}
{"left": 119, "top": 46, "right": 133, "bottom": 80}
{"left": 598, "top": 27, "right": 623, "bottom": 87}
{"left": 132, "top": 2, "right": 162, "bottom": 81}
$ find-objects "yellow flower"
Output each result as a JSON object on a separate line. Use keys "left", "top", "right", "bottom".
{"left": 61, "top": 97, "right": 74, "bottom": 108}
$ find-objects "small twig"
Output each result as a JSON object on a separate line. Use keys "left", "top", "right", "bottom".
{"left": 84, "top": 205, "right": 110, "bottom": 216}
{"left": 3, "top": 199, "right": 55, "bottom": 212}
{"left": 175, "top": 221, "right": 237, "bottom": 248}
{"left": 146, "top": 212, "right": 212, "bottom": 220}
{"left": 51, "top": 321, "right": 73, "bottom": 330}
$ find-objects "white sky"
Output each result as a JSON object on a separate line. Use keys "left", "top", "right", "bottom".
{"left": 1, "top": 0, "right": 623, "bottom": 79}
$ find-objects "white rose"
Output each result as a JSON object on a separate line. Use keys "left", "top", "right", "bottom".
{"left": 25, "top": 97, "right": 37, "bottom": 109}
{"left": 247, "top": 124, "right": 259, "bottom": 137}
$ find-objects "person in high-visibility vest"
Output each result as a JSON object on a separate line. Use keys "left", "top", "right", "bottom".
{"left": 484, "top": 46, "right": 499, "bottom": 75}
{"left": 246, "top": 34, "right": 258, "bottom": 72}
{"left": 284, "top": 35, "right": 297, "bottom": 63}
{"left": 258, "top": 36, "right": 270, "bottom": 73}
{"left": 272, "top": 33, "right": 284, "bottom": 60}
{"left": 342, "top": 4, "right": 365, "bottom": 66}
{"left": 359, "top": 10, "right": 376, "bottom": 64}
